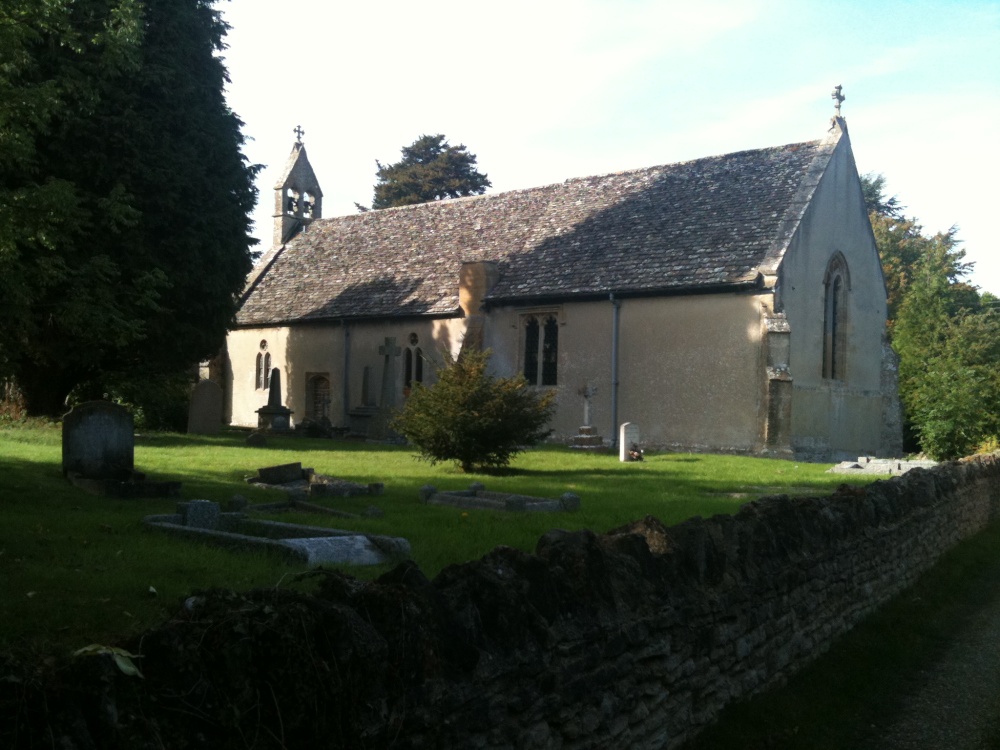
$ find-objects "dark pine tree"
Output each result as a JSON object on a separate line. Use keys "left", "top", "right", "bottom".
{"left": 367, "top": 134, "right": 491, "bottom": 210}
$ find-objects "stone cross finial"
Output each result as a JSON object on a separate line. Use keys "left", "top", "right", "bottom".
{"left": 831, "top": 85, "right": 845, "bottom": 116}
{"left": 294, "top": 125, "right": 304, "bottom": 144}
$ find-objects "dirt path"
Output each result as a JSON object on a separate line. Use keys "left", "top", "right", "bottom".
{"left": 867, "top": 584, "right": 1000, "bottom": 749}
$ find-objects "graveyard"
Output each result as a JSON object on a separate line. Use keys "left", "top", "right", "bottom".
{"left": 5, "top": 417, "right": 1000, "bottom": 748}
{"left": 2, "top": 417, "right": 872, "bottom": 654}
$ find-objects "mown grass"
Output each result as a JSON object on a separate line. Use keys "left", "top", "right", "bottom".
{"left": 0, "top": 422, "right": 866, "bottom": 657}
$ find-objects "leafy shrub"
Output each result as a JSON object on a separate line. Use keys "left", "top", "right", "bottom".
{"left": 392, "top": 349, "right": 555, "bottom": 472}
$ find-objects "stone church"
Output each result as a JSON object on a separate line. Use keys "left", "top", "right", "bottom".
{"left": 223, "top": 111, "right": 902, "bottom": 460}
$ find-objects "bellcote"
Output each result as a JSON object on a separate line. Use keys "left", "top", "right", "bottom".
{"left": 272, "top": 127, "right": 323, "bottom": 247}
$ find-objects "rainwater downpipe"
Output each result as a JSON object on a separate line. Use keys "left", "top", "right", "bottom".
{"left": 342, "top": 321, "right": 351, "bottom": 426}
{"left": 610, "top": 293, "right": 622, "bottom": 450}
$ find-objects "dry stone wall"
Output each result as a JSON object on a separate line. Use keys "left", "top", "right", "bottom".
{"left": 12, "top": 455, "right": 1000, "bottom": 749}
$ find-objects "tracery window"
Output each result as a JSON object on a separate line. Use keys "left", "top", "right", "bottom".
{"left": 822, "top": 254, "right": 849, "bottom": 380}
{"left": 523, "top": 313, "right": 558, "bottom": 386}
{"left": 404, "top": 333, "right": 423, "bottom": 391}
{"left": 256, "top": 340, "right": 271, "bottom": 390}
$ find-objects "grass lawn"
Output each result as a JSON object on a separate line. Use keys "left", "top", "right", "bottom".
{"left": 9, "top": 422, "right": 1000, "bottom": 746}
{"left": 0, "top": 422, "right": 868, "bottom": 656}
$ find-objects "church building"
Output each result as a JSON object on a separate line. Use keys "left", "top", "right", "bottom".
{"left": 223, "top": 106, "right": 902, "bottom": 460}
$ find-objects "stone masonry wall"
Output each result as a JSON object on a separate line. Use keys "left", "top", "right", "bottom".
{"left": 14, "top": 455, "right": 1000, "bottom": 749}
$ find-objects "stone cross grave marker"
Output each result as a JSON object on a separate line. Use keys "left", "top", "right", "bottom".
{"left": 579, "top": 384, "right": 597, "bottom": 427}
{"left": 187, "top": 380, "right": 223, "bottom": 435}
{"left": 378, "top": 337, "right": 402, "bottom": 409}
{"left": 619, "top": 422, "right": 640, "bottom": 462}
{"left": 62, "top": 401, "right": 134, "bottom": 479}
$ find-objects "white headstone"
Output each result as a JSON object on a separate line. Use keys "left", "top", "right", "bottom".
{"left": 619, "top": 422, "right": 640, "bottom": 462}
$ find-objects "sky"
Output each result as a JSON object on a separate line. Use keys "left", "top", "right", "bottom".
{"left": 218, "top": 0, "right": 1000, "bottom": 294}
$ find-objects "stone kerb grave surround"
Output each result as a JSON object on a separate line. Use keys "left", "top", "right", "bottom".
{"left": 31, "top": 455, "right": 1000, "bottom": 749}
{"left": 143, "top": 500, "right": 410, "bottom": 566}
{"left": 419, "top": 482, "right": 581, "bottom": 512}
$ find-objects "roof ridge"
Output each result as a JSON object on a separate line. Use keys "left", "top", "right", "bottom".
{"left": 316, "top": 137, "right": 829, "bottom": 223}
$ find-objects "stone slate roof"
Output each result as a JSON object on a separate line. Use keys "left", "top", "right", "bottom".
{"left": 237, "top": 132, "right": 840, "bottom": 326}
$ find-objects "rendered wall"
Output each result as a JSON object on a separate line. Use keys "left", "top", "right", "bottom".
{"left": 225, "top": 317, "right": 469, "bottom": 428}
{"left": 484, "top": 293, "right": 769, "bottom": 451}
{"left": 778, "top": 133, "right": 893, "bottom": 458}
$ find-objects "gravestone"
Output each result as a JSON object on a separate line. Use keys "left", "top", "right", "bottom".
{"left": 378, "top": 337, "right": 402, "bottom": 410}
{"left": 370, "top": 337, "right": 402, "bottom": 439}
{"left": 569, "top": 384, "right": 604, "bottom": 450}
{"left": 62, "top": 401, "right": 134, "bottom": 479}
{"left": 619, "top": 422, "right": 640, "bottom": 462}
{"left": 256, "top": 368, "right": 293, "bottom": 430}
{"left": 187, "top": 380, "right": 223, "bottom": 435}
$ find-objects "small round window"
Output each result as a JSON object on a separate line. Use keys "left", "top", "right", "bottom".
{"left": 409, "top": 333, "right": 419, "bottom": 346}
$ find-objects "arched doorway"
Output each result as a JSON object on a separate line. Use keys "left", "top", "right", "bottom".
{"left": 306, "top": 374, "right": 331, "bottom": 422}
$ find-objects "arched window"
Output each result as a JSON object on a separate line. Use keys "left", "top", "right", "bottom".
{"left": 822, "top": 255, "right": 850, "bottom": 380}
{"left": 256, "top": 341, "right": 271, "bottom": 391}
{"left": 523, "top": 313, "right": 558, "bottom": 386}
{"left": 404, "top": 334, "right": 424, "bottom": 390}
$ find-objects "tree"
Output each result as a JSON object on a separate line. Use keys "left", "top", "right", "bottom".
{"left": 892, "top": 255, "right": 1000, "bottom": 458}
{"left": 362, "top": 134, "right": 491, "bottom": 210}
{"left": 392, "top": 349, "right": 555, "bottom": 473}
{"left": 862, "top": 174, "right": 1000, "bottom": 458}
{"left": 0, "top": 0, "right": 258, "bottom": 415}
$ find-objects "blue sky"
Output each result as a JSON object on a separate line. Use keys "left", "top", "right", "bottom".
{"left": 219, "top": 0, "right": 1000, "bottom": 293}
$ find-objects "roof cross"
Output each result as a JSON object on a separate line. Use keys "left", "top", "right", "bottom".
{"left": 294, "top": 125, "right": 304, "bottom": 144}
{"left": 831, "top": 85, "right": 845, "bottom": 116}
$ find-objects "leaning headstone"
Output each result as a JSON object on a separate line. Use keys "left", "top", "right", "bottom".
{"left": 187, "top": 380, "right": 223, "bottom": 435}
{"left": 619, "top": 422, "right": 640, "bottom": 462}
{"left": 62, "top": 401, "right": 134, "bottom": 479}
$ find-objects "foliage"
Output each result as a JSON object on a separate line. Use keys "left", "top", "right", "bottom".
{"left": 974, "top": 435, "right": 1000, "bottom": 455}
{"left": 894, "top": 293, "right": 1000, "bottom": 459}
{"left": 392, "top": 349, "right": 555, "bottom": 472}
{"left": 0, "top": 0, "right": 258, "bottom": 416}
{"left": 68, "top": 369, "right": 194, "bottom": 430}
{"left": 862, "top": 173, "right": 999, "bottom": 459}
{"left": 364, "top": 134, "right": 491, "bottom": 210}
